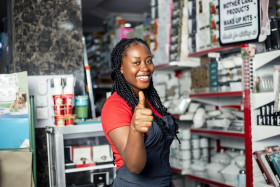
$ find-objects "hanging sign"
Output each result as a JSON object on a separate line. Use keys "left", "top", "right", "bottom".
{"left": 219, "top": 0, "right": 260, "bottom": 45}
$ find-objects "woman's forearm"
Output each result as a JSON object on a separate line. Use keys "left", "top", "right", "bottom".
{"left": 121, "top": 127, "right": 147, "bottom": 174}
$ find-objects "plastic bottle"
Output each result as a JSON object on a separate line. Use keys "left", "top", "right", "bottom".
{"left": 237, "top": 170, "right": 246, "bottom": 187}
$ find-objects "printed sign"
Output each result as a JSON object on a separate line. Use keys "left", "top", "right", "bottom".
{"left": 0, "top": 71, "right": 30, "bottom": 149}
{"left": 219, "top": 0, "right": 260, "bottom": 45}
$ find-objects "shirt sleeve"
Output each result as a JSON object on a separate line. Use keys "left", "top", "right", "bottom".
{"left": 101, "top": 96, "right": 133, "bottom": 136}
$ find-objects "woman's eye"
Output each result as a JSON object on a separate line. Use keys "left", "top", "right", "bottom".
{"left": 133, "top": 61, "right": 141, "bottom": 65}
{"left": 146, "top": 60, "right": 153, "bottom": 64}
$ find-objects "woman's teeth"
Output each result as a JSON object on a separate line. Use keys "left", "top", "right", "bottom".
{"left": 137, "top": 76, "right": 149, "bottom": 81}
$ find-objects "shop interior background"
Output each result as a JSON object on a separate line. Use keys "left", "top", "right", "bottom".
{"left": 0, "top": 0, "right": 150, "bottom": 74}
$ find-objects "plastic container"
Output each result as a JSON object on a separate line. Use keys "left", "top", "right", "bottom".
{"left": 237, "top": 170, "right": 246, "bottom": 187}
{"left": 63, "top": 94, "right": 74, "bottom": 105}
{"left": 53, "top": 105, "right": 64, "bottom": 116}
{"left": 75, "top": 95, "right": 89, "bottom": 121}
{"left": 206, "top": 162, "right": 225, "bottom": 182}
{"left": 64, "top": 105, "right": 73, "bottom": 115}
{"left": 65, "top": 115, "right": 76, "bottom": 126}
{"left": 55, "top": 115, "right": 65, "bottom": 126}
{"left": 53, "top": 95, "right": 63, "bottom": 105}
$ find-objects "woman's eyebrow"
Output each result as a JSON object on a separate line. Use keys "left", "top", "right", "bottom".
{"left": 132, "top": 55, "right": 153, "bottom": 59}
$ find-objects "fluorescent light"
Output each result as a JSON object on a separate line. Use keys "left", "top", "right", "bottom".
{"left": 125, "top": 23, "right": 131, "bottom": 27}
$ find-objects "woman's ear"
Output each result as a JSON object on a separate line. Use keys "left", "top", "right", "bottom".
{"left": 120, "top": 65, "right": 123, "bottom": 74}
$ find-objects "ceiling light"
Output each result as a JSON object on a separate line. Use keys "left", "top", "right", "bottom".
{"left": 125, "top": 23, "right": 131, "bottom": 27}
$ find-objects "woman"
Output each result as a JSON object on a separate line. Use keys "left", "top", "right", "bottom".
{"left": 101, "top": 38, "right": 179, "bottom": 186}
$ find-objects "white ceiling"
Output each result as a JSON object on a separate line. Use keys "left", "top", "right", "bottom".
{"left": 81, "top": 0, "right": 151, "bottom": 33}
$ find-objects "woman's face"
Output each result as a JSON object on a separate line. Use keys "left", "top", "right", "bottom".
{"left": 120, "top": 43, "right": 154, "bottom": 96}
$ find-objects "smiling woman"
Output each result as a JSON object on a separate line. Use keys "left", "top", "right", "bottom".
{"left": 101, "top": 38, "right": 179, "bottom": 186}
{"left": 120, "top": 42, "right": 154, "bottom": 95}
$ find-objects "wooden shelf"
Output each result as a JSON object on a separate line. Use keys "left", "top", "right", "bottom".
{"left": 190, "top": 91, "right": 243, "bottom": 98}
{"left": 190, "top": 128, "right": 245, "bottom": 138}
{"left": 186, "top": 174, "right": 233, "bottom": 187}
{"left": 188, "top": 45, "right": 241, "bottom": 57}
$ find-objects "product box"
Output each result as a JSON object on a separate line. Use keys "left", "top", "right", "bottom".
{"left": 92, "top": 144, "right": 113, "bottom": 164}
{"left": 116, "top": 28, "right": 133, "bottom": 41}
{"left": 72, "top": 146, "right": 96, "bottom": 167}
{"left": 91, "top": 172, "right": 109, "bottom": 185}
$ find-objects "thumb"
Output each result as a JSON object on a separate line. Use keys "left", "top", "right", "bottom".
{"left": 138, "top": 91, "right": 145, "bottom": 108}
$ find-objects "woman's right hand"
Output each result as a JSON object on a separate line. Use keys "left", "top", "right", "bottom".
{"left": 131, "top": 91, "right": 153, "bottom": 133}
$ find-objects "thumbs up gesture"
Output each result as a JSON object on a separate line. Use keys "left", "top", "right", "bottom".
{"left": 131, "top": 91, "right": 154, "bottom": 133}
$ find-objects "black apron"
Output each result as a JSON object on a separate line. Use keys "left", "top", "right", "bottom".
{"left": 113, "top": 115, "right": 175, "bottom": 187}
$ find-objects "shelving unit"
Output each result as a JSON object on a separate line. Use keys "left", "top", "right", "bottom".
{"left": 250, "top": 50, "right": 280, "bottom": 187}
{"left": 185, "top": 89, "right": 246, "bottom": 186}
{"left": 171, "top": 44, "right": 247, "bottom": 187}
{"left": 46, "top": 122, "right": 115, "bottom": 187}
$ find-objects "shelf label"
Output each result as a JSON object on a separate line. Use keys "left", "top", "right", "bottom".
{"left": 219, "top": 0, "right": 260, "bottom": 45}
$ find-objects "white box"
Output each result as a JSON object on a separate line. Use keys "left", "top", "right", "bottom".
{"left": 92, "top": 144, "right": 113, "bottom": 163}
{"left": 72, "top": 146, "right": 92, "bottom": 164}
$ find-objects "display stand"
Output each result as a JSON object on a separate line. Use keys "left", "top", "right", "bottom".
{"left": 46, "top": 121, "right": 115, "bottom": 187}
{"left": 0, "top": 95, "right": 37, "bottom": 187}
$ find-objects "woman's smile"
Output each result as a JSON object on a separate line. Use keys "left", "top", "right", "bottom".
{"left": 136, "top": 74, "right": 152, "bottom": 82}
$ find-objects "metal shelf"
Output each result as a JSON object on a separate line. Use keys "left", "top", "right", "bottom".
{"left": 188, "top": 45, "right": 241, "bottom": 57}
{"left": 251, "top": 92, "right": 275, "bottom": 110}
{"left": 171, "top": 167, "right": 192, "bottom": 175}
{"left": 251, "top": 126, "right": 280, "bottom": 142}
{"left": 155, "top": 60, "right": 200, "bottom": 71}
{"left": 190, "top": 91, "right": 243, "bottom": 98}
{"left": 190, "top": 128, "right": 245, "bottom": 138}
{"left": 253, "top": 50, "right": 280, "bottom": 70}
{"left": 186, "top": 174, "right": 233, "bottom": 187}
{"left": 65, "top": 164, "right": 115, "bottom": 173}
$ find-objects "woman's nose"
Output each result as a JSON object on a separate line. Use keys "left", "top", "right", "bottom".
{"left": 140, "top": 62, "right": 149, "bottom": 71}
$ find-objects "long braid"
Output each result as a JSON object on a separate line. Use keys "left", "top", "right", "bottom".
{"left": 110, "top": 38, "right": 179, "bottom": 140}
{"left": 146, "top": 80, "right": 180, "bottom": 142}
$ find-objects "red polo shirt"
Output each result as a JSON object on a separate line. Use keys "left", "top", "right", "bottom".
{"left": 101, "top": 92, "right": 162, "bottom": 169}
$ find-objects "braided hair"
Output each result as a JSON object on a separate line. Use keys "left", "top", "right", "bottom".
{"left": 110, "top": 38, "right": 179, "bottom": 140}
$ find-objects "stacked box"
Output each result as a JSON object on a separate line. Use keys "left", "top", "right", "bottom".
{"left": 191, "top": 67, "right": 209, "bottom": 91}
{"left": 208, "top": 61, "right": 219, "bottom": 92}
{"left": 169, "top": 0, "right": 182, "bottom": 62}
